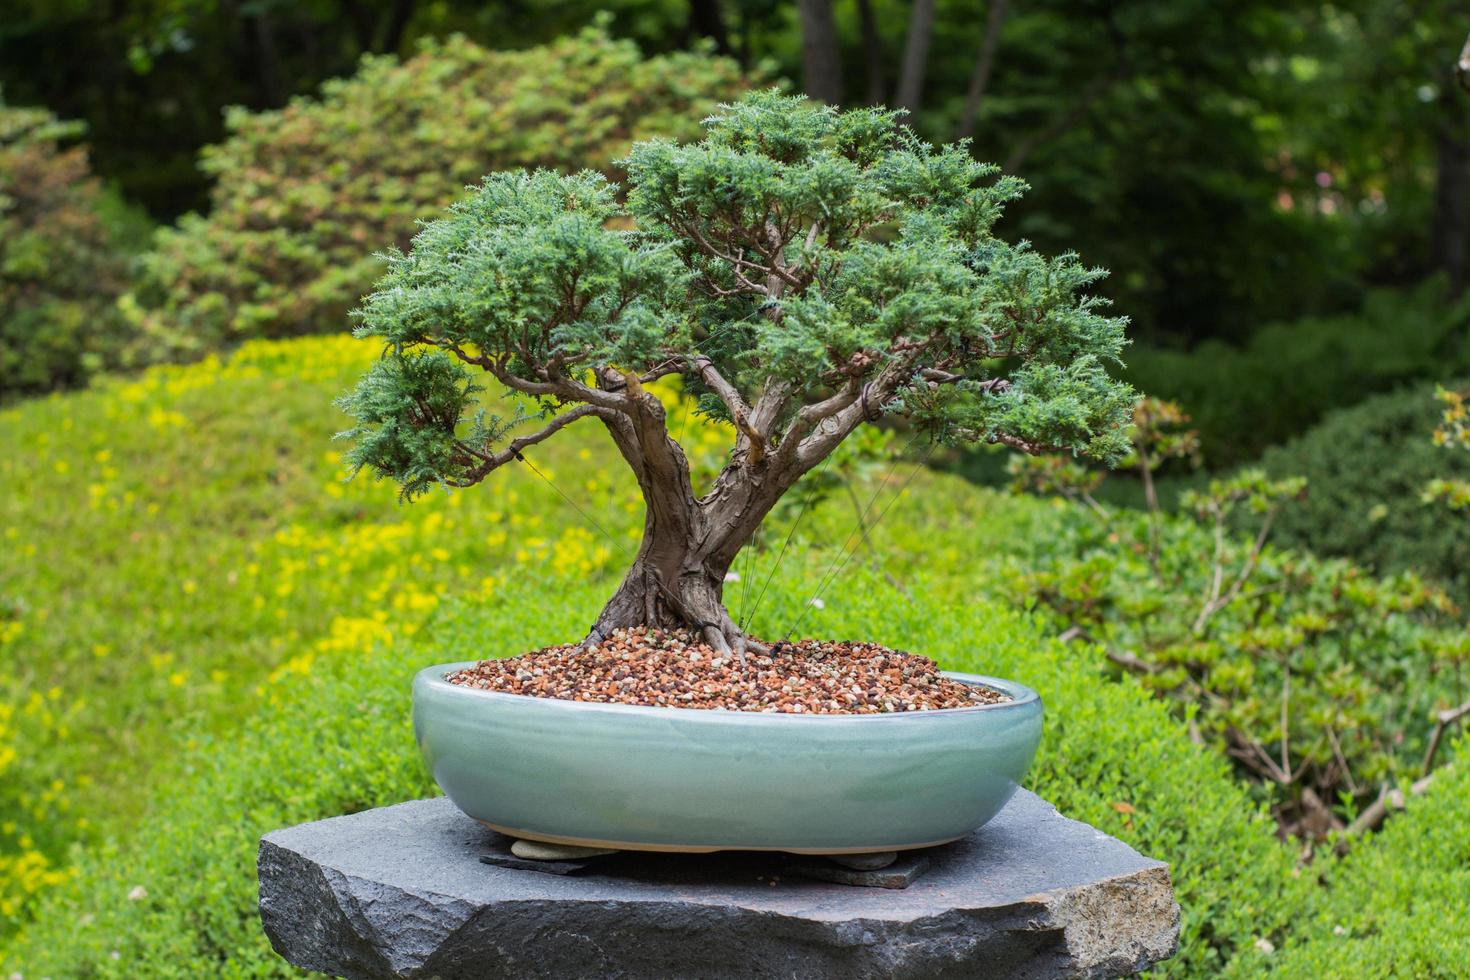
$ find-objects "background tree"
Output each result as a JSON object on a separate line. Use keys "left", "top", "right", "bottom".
{"left": 340, "top": 92, "right": 1134, "bottom": 653}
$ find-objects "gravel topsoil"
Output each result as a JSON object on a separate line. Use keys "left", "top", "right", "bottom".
{"left": 444, "top": 627, "right": 1010, "bottom": 714}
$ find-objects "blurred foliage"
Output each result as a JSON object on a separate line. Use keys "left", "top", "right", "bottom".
{"left": 1425, "top": 385, "right": 1470, "bottom": 509}
{"left": 1272, "top": 0, "right": 1470, "bottom": 290}
{"left": 6, "top": 0, "right": 1468, "bottom": 354}
{"left": 1008, "top": 410, "right": 1467, "bottom": 838}
{"left": 0, "top": 0, "right": 708, "bottom": 218}
{"left": 124, "top": 26, "right": 749, "bottom": 360}
{"left": 1259, "top": 379, "right": 1470, "bottom": 598}
{"left": 0, "top": 98, "right": 144, "bottom": 399}
{"left": 1125, "top": 283, "right": 1470, "bottom": 465}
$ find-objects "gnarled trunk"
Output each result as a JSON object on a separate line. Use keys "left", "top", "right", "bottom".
{"left": 593, "top": 534, "right": 739, "bottom": 650}
{"left": 586, "top": 364, "right": 874, "bottom": 652}
{"left": 590, "top": 462, "right": 794, "bottom": 655}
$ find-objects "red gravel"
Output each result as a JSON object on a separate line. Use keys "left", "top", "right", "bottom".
{"left": 444, "top": 627, "right": 1009, "bottom": 714}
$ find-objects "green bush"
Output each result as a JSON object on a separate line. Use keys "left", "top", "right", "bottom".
{"left": 125, "top": 26, "right": 749, "bottom": 359}
{"left": 1125, "top": 284, "right": 1470, "bottom": 465}
{"left": 0, "top": 98, "right": 136, "bottom": 398}
{"left": 1259, "top": 379, "right": 1470, "bottom": 598}
{"left": 1004, "top": 475, "right": 1465, "bottom": 838}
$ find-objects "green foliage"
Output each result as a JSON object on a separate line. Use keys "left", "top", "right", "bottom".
{"left": 1425, "top": 385, "right": 1470, "bottom": 509}
{"left": 1245, "top": 734, "right": 1470, "bottom": 976}
{"left": 908, "top": 0, "right": 1360, "bottom": 344}
{"left": 1260, "top": 379, "right": 1470, "bottom": 597}
{"left": 0, "top": 98, "right": 135, "bottom": 398}
{"left": 343, "top": 92, "right": 1135, "bottom": 507}
{"left": 1007, "top": 465, "right": 1465, "bottom": 836}
{"left": 1125, "top": 284, "right": 1470, "bottom": 464}
{"left": 126, "top": 27, "right": 748, "bottom": 358}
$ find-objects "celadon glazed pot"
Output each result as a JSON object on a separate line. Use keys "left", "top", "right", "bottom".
{"left": 413, "top": 662, "right": 1043, "bottom": 854}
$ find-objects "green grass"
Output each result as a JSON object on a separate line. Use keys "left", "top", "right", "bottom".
{"left": 1, "top": 335, "right": 1465, "bottom": 975}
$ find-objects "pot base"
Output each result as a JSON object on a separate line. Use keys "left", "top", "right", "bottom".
{"left": 480, "top": 819, "right": 962, "bottom": 855}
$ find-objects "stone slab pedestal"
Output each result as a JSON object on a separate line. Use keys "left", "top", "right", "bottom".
{"left": 258, "top": 791, "right": 1179, "bottom": 979}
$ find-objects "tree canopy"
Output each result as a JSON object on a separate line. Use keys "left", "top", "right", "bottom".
{"left": 341, "top": 91, "right": 1133, "bottom": 649}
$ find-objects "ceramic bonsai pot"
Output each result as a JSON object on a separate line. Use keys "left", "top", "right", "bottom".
{"left": 413, "top": 661, "right": 1043, "bottom": 854}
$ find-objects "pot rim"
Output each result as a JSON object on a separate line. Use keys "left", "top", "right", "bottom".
{"left": 415, "top": 661, "right": 1041, "bottom": 721}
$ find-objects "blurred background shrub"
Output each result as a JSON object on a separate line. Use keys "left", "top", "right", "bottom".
{"left": 0, "top": 99, "right": 146, "bottom": 398}
{"left": 1259, "top": 379, "right": 1470, "bottom": 597}
{"left": 122, "top": 26, "right": 749, "bottom": 360}
{"left": 1126, "top": 285, "right": 1470, "bottom": 467}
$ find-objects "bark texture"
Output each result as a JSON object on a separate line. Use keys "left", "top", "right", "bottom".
{"left": 589, "top": 371, "right": 819, "bottom": 653}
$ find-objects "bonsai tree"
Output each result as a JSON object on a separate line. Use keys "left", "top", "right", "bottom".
{"left": 340, "top": 92, "right": 1134, "bottom": 654}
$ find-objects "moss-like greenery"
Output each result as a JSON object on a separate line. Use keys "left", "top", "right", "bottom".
{"left": 1246, "top": 733, "right": 1470, "bottom": 976}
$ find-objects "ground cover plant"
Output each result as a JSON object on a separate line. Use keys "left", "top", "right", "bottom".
{"left": 340, "top": 90, "right": 1135, "bottom": 656}
{"left": 1244, "top": 731, "right": 1470, "bottom": 976}
{"left": 125, "top": 25, "right": 748, "bottom": 359}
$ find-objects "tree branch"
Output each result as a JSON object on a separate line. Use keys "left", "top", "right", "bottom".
{"left": 485, "top": 357, "right": 630, "bottom": 413}
{"left": 447, "top": 405, "right": 608, "bottom": 486}
{"left": 1421, "top": 697, "right": 1470, "bottom": 776}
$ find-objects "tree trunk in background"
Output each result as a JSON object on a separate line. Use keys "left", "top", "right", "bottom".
{"left": 894, "top": 0, "right": 936, "bottom": 120}
{"left": 1433, "top": 83, "right": 1470, "bottom": 297}
{"left": 380, "top": 0, "right": 416, "bottom": 53}
{"left": 687, "top": 0, "right": 732, "bottom": 56}
{"left": 855, "top": 0, "right": 885, "bottom": 104}
{"left": 798, "top": 0, "right": 844, "bottom": 104}
{"left": 247, "top": 13, "right": 283, "bottom": 105}
{"left": 955, "top": 0, "right": 1010, "bottom": 140}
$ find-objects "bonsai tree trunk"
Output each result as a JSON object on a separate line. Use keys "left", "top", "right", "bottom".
{"left": 593, "top": 512, "right": 744, "bottom": 652}
{"left": 588, "top": 372, "right": 825, "bottom": 654}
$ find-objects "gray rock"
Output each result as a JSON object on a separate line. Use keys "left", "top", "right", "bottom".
{"left": 827, "top": 850, "right": 898, "bottom": 871}
{"left": 786, "top": 852, "right": 929, "bottom": 889}
{"left": 477, "top": 852, "right": 592, "bottom": 876}
{"left": 258, "top": 790, "right": 1179, "bottom": 979}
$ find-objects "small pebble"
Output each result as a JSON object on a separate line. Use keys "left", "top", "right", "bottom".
{"left": 509, "top": 840, "right": 619, "bottom": 861}
{"left": 830, "top": 851, "right": 898, "bottom": 871}
{"left": 445, "top": 628, "right": 1008, "bottom": 714}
